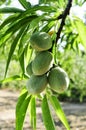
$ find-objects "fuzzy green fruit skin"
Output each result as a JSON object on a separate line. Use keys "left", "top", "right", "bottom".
{"left": 30, "top": 32, "right": 52, "bottom": 51}
{"left": 48, "top": 67, "right": 69, "bottom": 93}
{"left": 32, "top": 51, "right": 53, "bottom": 75}
{"left": 26, "top": 74, "right": 47, "bottom": 94}
{"left": 26, "top": 61, "right": 33, "bottom": 76}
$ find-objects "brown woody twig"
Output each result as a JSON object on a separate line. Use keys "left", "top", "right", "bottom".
{"left": 56, "top": 0, "right": 73, "bottom": 44}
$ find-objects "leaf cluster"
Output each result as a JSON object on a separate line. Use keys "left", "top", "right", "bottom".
{"left": 0, "top": 0, "right": 86, "bottom": 130}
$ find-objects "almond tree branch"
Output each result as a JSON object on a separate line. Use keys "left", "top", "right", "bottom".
{"left": 56, "top": 0, "right": 73, "bottom": 43}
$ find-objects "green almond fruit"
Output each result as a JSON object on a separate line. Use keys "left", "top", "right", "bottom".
{"left": 48, "top": 67, "right": 69, "bottom": 93}
{"left": 26, "top": 74, "right": 48, "bottom": 95}
{"left": 30, "top": 32, "right": 52, "bottom": 51}
{"left": 26, "top": 61, "right": 33, "bottom": 76}
{"left": 32, "top": 51, "right": 53, "bottom": 75}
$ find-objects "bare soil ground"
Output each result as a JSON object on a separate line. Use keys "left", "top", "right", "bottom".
{"left": 0, "top": 89, "right": 86, "bottom": 130}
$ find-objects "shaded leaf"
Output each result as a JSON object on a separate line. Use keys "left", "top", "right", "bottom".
{"left": 19, "top": 51, "right": 25, "bottom": 75}
{"left": 39, "top": 0, "right": 46, "bottom": 4}
{"left": 0, "top": 14, "right": 20, "bottom": 30}
{"left": 24, "top": 5, "right": 56, "bottom": 16}
{"left": 1, "top": 15, "right": 37, "bottom": 39}
{"left": 5, "top": 27, "right": 25, "bottom": 77}
{"left": 25, "top": 45, "right": 33, "bottom": 66}
{"left": 0, "top": 15, "right": 37, "bottom": 48}
{"left": 0, "top": 7, "right": 24, "bottom": 13}
{"left": 39, "top": 0, "right": 58, "bottom": 4}
{"left": 18, "top": 25, "right": 30, "bottom": 75}
{"left": 29, "top": 15, "right": 45, "bottom": 31}
{"left": 18, "top": 25, "right": 30, "bottom": 57}
{"left": 19, "top": 0, "right": 31, "bottom": 9}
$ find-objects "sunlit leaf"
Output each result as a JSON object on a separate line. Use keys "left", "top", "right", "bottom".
{"left": 74, "top": 18, "right": 86, "bottom": 49}
{"left": 16, "top": 88, "right": 28, "bottom": 114}
{"left": 41, "top": 95, "right": 56, "bottom": 130}
{"left": 49, "top": 95, "right": 70, "bottom": 130}
{"left": 57, "top": 0, "right": 66, "bottom": 7}
{"left": 16, "top": 88, "right": 31, "bottom": 130}
{"left": 41, "top": 21, "right": 55, "bottom": 32}
{"left": 0, "top": 75, "right": 21, "bottom": 83}
{"left": 0, "top": 33, "right": 12, "bottom": 47}
{"left": 29, "top": 96, "right": 36, "bottom": 130}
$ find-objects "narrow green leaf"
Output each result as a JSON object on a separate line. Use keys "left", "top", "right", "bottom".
{"left": 41, "top": 95, "right": 56, "bottom": 130}
{"left": 18, "top": 25, "right": 30, "bottom": 57}
{"left": 57, "top": 0, "right": 65, "bottom": 7}
{"left": 1, "top": 15, "right": 37, "bottom": 39}
{"left": 24, "top": 5, "right": 56, "bottom": 16}
{"left": 49, "top": 95, "right": 70, "bottom": 130}
{"left": 0, "top": 75, "right": 21, "bottom": 83}
{"left": 18, "top": 25, "right": 30, "bottom": 75}
{"left": 74, "top": 18, "right": 86, "bottom": 49}
{"left": 5, "top": 27, "right": 25, "bottom": 77}
{"left": 0, "top": 14, "right": 20, "bottom": 30}
{"left": 19, "top": 51, "right": 25, "bottom": 75}
{"left": 16, "top": 88, "right": 28, "bottom": 114}
{"left": 41, "top": 21, "right": 55, "bottom": 32}
{"left": 0, "top": 33, "right": 12, "bottom": 47}
{"left": 0, "top": 7, "right": 24, "bottom": 13}
{"left": 19, "top": 0, "right": 31, "bottom": 9}
{"left": 29, "top": 96, "right": 36, "bottom": 130}
{"left": 39, "top": 0, "right": 58, "bottom": 4}
{"left": 1, "top": 18, "right": 28, "bottom": 37}
{"left": 16, "top": 88, "right": 31, "bottom": 130}
{"left": 0, "top": 15, "right": 37, "bottom": 47}
{"left": 29, "top": 15, "right": 44, "bottom": 31}
{"left": 25, "top": 45, "right": 33, "bottom": 66}
{"left": 39, "top": 0, "right": 47, "bottom": 4}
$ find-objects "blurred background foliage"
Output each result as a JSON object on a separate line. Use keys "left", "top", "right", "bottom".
{"left": 56, "top": 50, "right": 86, "bottom": 102}
{"left": 0, "top": 0, "right": 11, "bottom": 5}
{"left": 0, "top": 0, "right": 86, "bottom": 102}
